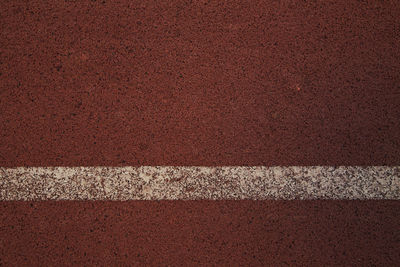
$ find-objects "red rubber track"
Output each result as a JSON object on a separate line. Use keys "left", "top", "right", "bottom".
{"left": 1, "top": 201, "right": 399, "bottom": 266}
{"left": 1, "top": 1, "right": 399, "bottom": 266}
{"left": 1, "top": 0, "right": 399, "bottom": 166}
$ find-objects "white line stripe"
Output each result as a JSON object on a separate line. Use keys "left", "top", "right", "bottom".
{"left": 1, "top": 166, "right": 399, "bottom": 200}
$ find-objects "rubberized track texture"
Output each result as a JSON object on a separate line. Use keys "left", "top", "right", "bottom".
{"left": 1, "top": 0, "right": 400, "bottom": 266}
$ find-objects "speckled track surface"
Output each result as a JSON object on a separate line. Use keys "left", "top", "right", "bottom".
{"left": 1, "top": 0, "right": 400, "bottom": 266}
{"left": 1, "top": 0, "right": 400, "bottom": 166}
{"left": 1, "top": 201, "right": 399, "bottom": 266}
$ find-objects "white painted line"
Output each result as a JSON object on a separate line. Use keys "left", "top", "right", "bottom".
{"left": 0, "top": 166, "right": 399, "bottom": 200}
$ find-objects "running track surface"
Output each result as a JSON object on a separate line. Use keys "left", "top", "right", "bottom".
{"left": 1, "top": 0, "right": 400, "bottom": 265}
